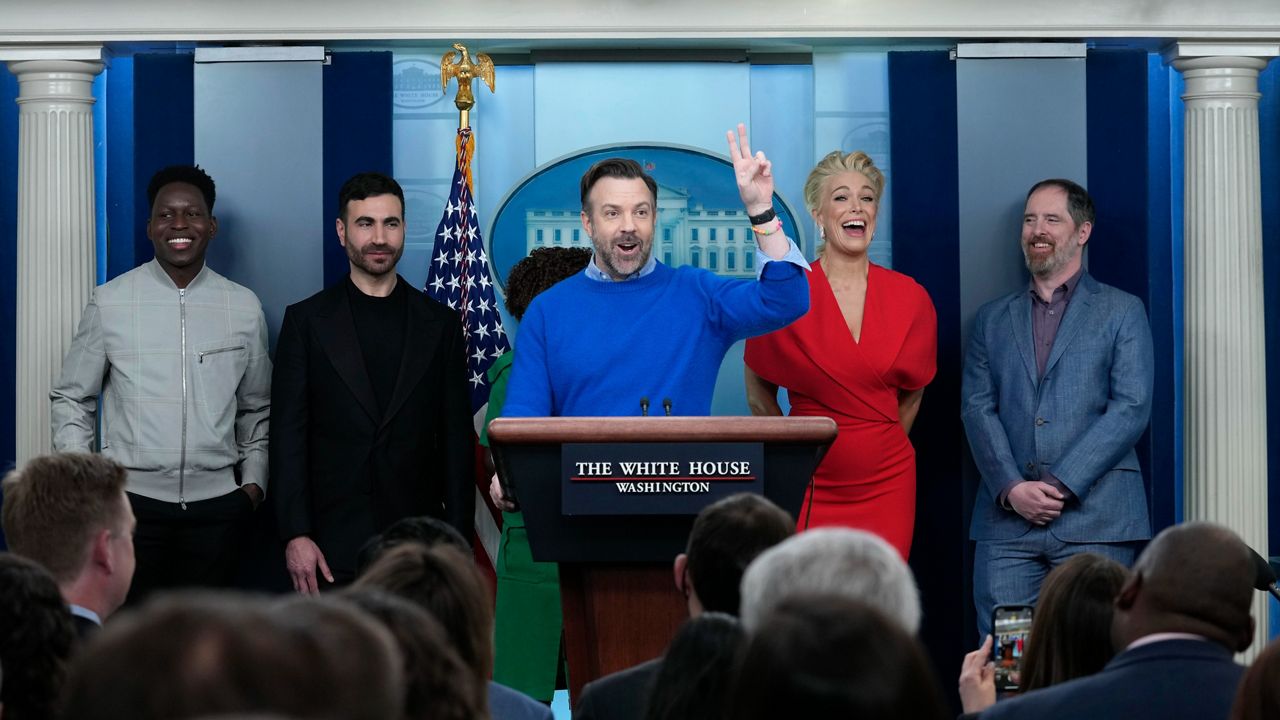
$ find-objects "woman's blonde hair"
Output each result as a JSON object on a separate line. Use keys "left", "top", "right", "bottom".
{"left": 803, "top": 150, "right": 885, "bottom": 257}
{"left": 802, "top": 150, "right": 885, "bottom": 215}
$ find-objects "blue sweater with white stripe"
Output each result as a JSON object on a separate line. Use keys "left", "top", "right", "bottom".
{"left": 503, "top": 260, "right": 808, "bottom": 418}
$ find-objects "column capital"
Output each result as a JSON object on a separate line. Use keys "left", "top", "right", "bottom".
{"left": 1162, "top": 41, "right": 1280, "bottom": 66}
{"left": 0, "top": 44, "right": 106, "bottom": 64}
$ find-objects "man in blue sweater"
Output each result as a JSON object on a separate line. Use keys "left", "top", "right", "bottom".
{"left": 493, "top": 124, "right": 808, "bottom": 446}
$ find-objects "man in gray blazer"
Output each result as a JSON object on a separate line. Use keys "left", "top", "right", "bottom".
{"left": 962, "top": 179, "right": 1154, "bottom": 640}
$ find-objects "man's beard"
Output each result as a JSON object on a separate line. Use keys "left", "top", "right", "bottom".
{"left": 347, "top": 243, "right": 403, "bottom": 276}
{"left": 1023, "top": 239, "right": 1074, "bottom": 277}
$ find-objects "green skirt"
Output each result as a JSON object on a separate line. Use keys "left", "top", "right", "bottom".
{"left": 492, "top": 510, "right": 563, "bottom": 701}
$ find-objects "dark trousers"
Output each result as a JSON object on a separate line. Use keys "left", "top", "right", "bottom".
{"left": 126, "top": 489, "right": 254, "bottom": 605}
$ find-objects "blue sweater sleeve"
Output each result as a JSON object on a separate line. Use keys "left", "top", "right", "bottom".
{"left": 501, "top": 300, "right": 553, "bottom": 418}
{"left": 701, "top": 259, "right": 809, "bottom": 341}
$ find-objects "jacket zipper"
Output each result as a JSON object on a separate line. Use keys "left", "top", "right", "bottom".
{"left": 198, "top": 344, "right": 245, "bottom": 362}
{"left": 179, "top": 288, "right": 188, "bottom": 511}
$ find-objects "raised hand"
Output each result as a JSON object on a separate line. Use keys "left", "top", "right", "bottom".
{"left": 726, "top": 123, "right": 774, "bottom": 215}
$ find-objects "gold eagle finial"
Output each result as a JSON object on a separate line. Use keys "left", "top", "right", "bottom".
{"left": 441, "top": 43, "right": 495, "bottom": 128}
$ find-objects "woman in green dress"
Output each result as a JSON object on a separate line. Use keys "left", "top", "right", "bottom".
{"left": 481, "top": 246, "right": 592, "bottom": 702}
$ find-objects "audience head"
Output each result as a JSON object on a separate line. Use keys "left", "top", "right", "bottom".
{"left": 355, "top": 515, "right": 472, "bottom": 577}
{"left": 0, "top": 553, "right": 76, "bottom": 720}
{"left": 354, "top": 543, "right": 495, "bottom": 680}
{"left": 674, "top": 492, "right": 794, "bottom": 616}
{"left": 643, "top": 612, "right": 746, "bottom": 720}
{"left": 342, "top": 588, "right": 487, "bottom": 720}
{"left": 1231, "top": 638, "right": 1280, "bottom": 720}
{"left": 62, "top": 592, "right": 402, "bottom": 720}
{"left": 1020, "top": 552, "right": 1129, "bottom": 692}
{"left": 1112, "top": 522, "right": 1255, "bottom": 653}
{"left": 740, "top": 527, "right": 921, "bottom": 633}
{"left": 2, "top": 452, "right": 135, "bottom": 619}
{"left": 504, "top": 246, "right": 594, "bottom": 320}
{"left": 728, "top": 594, "right": 948, "bottom": 720}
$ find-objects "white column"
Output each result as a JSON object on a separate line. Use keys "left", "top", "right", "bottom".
{"left": 1, "top": 47, "right": 105, "bottom": 462}
{"left": 1169, "top": 42, "right": 1278, "bottom": 659}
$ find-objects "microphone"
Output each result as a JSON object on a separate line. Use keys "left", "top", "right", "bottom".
{"left": 662, "top": 398, "right": 673, "bottom": 416}
{"left": 640, "top": 397, "right": 650, "bottom": 417}
{"left": 1249, "top": 547, "right": 1280, "bottom": 602}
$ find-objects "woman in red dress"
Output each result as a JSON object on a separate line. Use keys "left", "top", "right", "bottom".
{"left": 745, "top": 150, "right": 936, "bottom": 559}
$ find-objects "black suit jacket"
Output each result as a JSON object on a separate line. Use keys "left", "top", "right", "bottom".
{"left": 980, "top": 639, "right": 1245, "bottom": 720}
{"left": 573, "top": 658, "right": 661, "bottom": 720}
{"left": 271, "top": 277, "right": 474, "bottom": 581}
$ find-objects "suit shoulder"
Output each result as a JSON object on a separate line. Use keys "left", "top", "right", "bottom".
{"left": 974, "top": 289, "right": 1022, "bottom": 319}
{"left": 1090, "top": 278, "right": 1145, "bottom": 308}
{"left": 407, "top": 285, "right": 463, "bottom": 323}
{"left": 283, "top": 282, "right": 343, "bottom": 317}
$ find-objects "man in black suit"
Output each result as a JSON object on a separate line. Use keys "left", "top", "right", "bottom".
{"left": 1, "top": 453, "right": 136, "bottom": 636}
{"left": 981, "top": 521, "right": 1256, "bottom": 720}
{"left": 271, "top": 172, "right": 474, "bottom": 593}
{"left": 574, "top": 493, "right": 794, "bottom": 720}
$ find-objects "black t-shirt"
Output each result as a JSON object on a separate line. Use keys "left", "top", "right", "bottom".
{"left": 346, "top": 277, "right": 407, "bottom": 416}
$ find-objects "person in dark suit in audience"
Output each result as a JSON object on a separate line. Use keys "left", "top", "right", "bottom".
{"left": 573, "top": 493, "right": 795, "bottom": 720}
{"left": 641, "top": 613, "right": 745, "bottom": 720}
{"left": 2, "top": 452, "right": 136, "bottom": 637}
{"left": 272, "top": 172, "right": 474, "bottom": 593}
{"left": 980, "top": 522, "right": 1256, "bottom": 720}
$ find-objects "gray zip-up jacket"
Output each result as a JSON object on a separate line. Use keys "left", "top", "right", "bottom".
{"left": 51, "top": 260, "right": 271, "bottom": 504}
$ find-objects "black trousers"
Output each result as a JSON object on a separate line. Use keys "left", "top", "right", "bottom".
{"left": 126, "top": 489, "right": 255, "bottom": 605}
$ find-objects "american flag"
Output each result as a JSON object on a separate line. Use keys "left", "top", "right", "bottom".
{"left": 424, "top": 127, "right": 509, "bottom": 569}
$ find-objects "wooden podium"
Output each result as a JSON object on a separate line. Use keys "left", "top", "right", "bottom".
{"left": 487, "top": 416, "right": 836, "bottom": 701}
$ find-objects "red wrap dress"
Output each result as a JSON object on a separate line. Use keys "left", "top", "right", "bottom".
{"left": 745, "top": 262, "right": 936, "bottom": 558}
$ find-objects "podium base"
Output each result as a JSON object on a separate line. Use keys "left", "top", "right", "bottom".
{"left": 560, "top": 562, "right": 686, "bottom": 702}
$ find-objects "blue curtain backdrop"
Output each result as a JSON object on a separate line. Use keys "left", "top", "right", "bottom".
{"left": 1, "top": 70, "right": 18, "bottom": 509}
{"left": 887, "top": 47, "right": 966, "bottom": 707}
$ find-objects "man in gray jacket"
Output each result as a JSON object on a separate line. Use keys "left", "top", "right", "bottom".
{"left": 51, "top": 165, "right": 270, "bottom": 602}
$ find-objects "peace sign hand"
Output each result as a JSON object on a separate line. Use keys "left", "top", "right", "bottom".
{"left": 726, "top": 123, "right": 774, "bottom": 216}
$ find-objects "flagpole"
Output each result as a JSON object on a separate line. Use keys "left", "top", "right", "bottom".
{"left": 432, "top": 43, "right": 507, "bottom": 575}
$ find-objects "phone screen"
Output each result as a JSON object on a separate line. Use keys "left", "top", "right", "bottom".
{"left": 992, "top": 605, "right": 1034, "bottom": 692}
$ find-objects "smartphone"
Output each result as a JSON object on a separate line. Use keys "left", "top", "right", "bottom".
{"left": 992, "top": 604, "right": 1034, "bottom": 692}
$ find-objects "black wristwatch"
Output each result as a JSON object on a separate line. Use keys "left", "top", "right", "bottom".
{"left": 748, "top": 207, "right": 777, "bottom": 225}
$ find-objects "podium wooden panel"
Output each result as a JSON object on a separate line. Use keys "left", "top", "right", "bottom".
{"left": 487, "top": 416, "right": 836, "bottom": 701}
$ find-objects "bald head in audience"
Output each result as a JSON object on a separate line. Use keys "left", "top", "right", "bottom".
{"left": 1112, "top": 521, "right": 1255, "bottom": 653}
{"left": 739, "top": 527, "right": 921, "bottom": 633}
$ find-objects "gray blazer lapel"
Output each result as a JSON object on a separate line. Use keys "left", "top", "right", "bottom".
{"left": 1044, "top": 272, "right": 1098, "bottom": 375}
{"left": 1007, "top": 294, "right": 1038, "bottom": 385}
